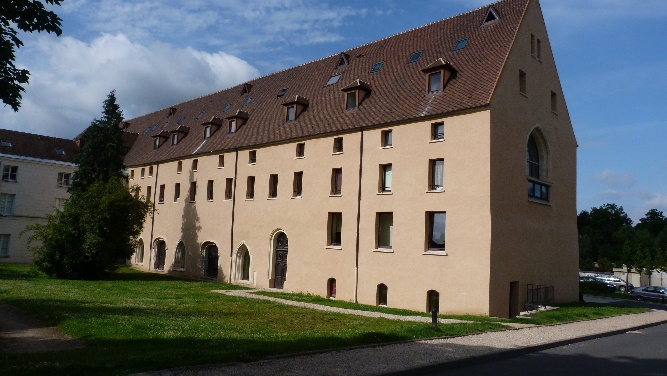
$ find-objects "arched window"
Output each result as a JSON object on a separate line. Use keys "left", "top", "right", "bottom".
{"left": 327, "top": 278, "right": 337, "bottom": 298}
{"left": 427, "top": 290, "right": 440, "bottom": 313}
{"left": 377, "top": 284, "right": 388, "bottom": 306}
{"left": 526, "top": 131, "right": 550, "bottom": 201}
{"left": 135, "top": 239, "right": 144, "bottom": 264}
{"left": 173, "top": 241, "right": 186, "bottom": 271}
{"left": 241, "top": 250, "right": 250, "bottom": 281}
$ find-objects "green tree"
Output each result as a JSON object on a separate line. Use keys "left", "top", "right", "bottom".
{"left": 26, "top": 180, "right": 150, "bottom": 279}
{"left": 635, "top": 209, "right": 667, "bottom": 240}
{"left": 577, "top": 203, "right": 633, "bottom": 271}
{"left": 1, "top": 0, "right": 63, "bottom": 111}
{"left": 69, "top": 90, "right": 126, "bottom": 193}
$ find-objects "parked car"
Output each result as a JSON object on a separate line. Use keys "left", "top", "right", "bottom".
{"left": 595, "top": 275, "right": 633, "bottom": 292}
{"left": 579, "top": 276, "right": 617, "bottom": 293}
{"left": 631, "top": 286, "right": 667, "bottom": 303}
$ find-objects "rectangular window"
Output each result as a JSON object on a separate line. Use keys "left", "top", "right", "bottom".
{"left": 57, "top": 172, "right": 71, "bottom": 187}
{"left": 428, "top": 71, "right": 442, "bottom": 93}
{"left": 331, "top": 168, "right": 342, "bottom": 195}
{"left": 192, "top": 159, "right": 198, "bottom": 171}
{"left": 174, "top": 183, "right": 180, "bottom": 202}
{"left": 54, "top": 198, "right": 66, "bottom": 212}
{"left": 328, "top": 212, "right": 342, "bottom": 246}
{"left": 154, "top": 138, "right": 160, "bottom": 149}
{"left": 0, "top": 194, "right": 15, "bottom": 215}
{"left": 146, "top": 186, "right": 152, "bottom": 203}
{"left": 536, "top": 38, "right": 542, "bottom": 60}
{"left": 427, "top": 212, "right": 446, "bottom": 250}
{"left": 225, "top": 178, "right": 233, "bottom": 200}
{"left": 345, "top": 91, "right": 357, "bottom": 110}
{"left": 431, "top": 122, "right": 444, "bottom": 141}
{"left": 141, "top": 168, "right": 145, "bottom": 178}
{"left": 528, "top": 181, "right": 550, "bottom": 201}
{"left": 531, "top": 34, "right": 535, "bottom": 57}
{"left": 296, "top": 143, "right": 305, "bottom": 158}
{"left": 249, "top": 150, "right": 256, "bottom": 164}
{"left": 204, "top": 126, "right": 211, "bottom": 139}
{"left": 381, "top": 130, "right": 393, "bottom": 147}
{"left": 158, "top": 184, "right": 165, "bottom": 203}
{"left": 377, "top": 212, "right": 393, "bottom": 249}
{"left": 0, "top": 234, "right": 9, "bottom": 257}
{"left": 189, "top": 181, "right": 196, "bottom": 202}
{"left": 268, "top": 174, "right": 278, "bottom": 198}
{"left": 148, "top": 166, "right": 153, "bottom": 177}
{"left": 551, "top": 91, "right": 558, "bottom": 113}
{"left": 2, "top": 165, "right": 19, "bottom": 182}
{"left": 333, "top": 137, "right": 343, "bottom": 153}
{"left": 218, "top": 154, "right": 225, "bottom": 168}
{"left": 172, "top": 133, "right": 178, "bottom": 145}
{"left": 246, "top": 176, "right": 255, "bottom": 199}
{"left": 286, "top": 105, "right": 296, "bottom": 121}
{"left": 380, "top": 164, "right": 392, "bottom": 193}
{"left": 229, "top": 119, "right": 237, "bottom": 133}
{"left": 293, "top": 171, "right": 303, "bottom": 197}
{"left": 177, "top": 161, "right": 182, "bottom": 173}
{"left": 130, "top": 170, "right": 135, "bottom": 180}
{"left": 519, "top": 70, "right": 527, "bottom": 95}
{"left": 207, "top": 180, "right": 214, "bottom": 201}
{"left": 429, "top": 159, "right": 444, "bottom": 191}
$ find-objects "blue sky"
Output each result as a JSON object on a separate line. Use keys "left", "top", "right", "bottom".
{"left": 1, "top": 0, "right": 666, "bottom": 222}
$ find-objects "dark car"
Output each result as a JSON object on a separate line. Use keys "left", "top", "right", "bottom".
{"left": 631, "top": 286, "right": 667, "bottom": 303}
{"left": 579, "top": 276, "right": 617, "bottom": 293}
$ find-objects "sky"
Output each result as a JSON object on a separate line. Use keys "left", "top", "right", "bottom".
{"left": 1, "top": 0, "right": 666, "bottom": 223}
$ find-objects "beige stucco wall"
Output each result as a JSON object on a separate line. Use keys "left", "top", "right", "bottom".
{"left": 0, "top": 156, "right": 76, "bottom": 263}
{"left": 487, "top": 0, "right": 579, "bottom": 317}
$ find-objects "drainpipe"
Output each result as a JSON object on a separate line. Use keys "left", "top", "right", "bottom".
{"left": 147, "top": 163, "right": 159, "bottom": 271}
{"left": 354, "top": 130, "right": 364, "bottom": 303}
{"left": 228, "top": 150, "right": 239, "bottom": 283}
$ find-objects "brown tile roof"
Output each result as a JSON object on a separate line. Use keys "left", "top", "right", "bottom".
{"left": 123, "top": 0, "right": 529, "bottom": 167}
{"left": 0, "top": 129, "right": 79, "bottom": 164}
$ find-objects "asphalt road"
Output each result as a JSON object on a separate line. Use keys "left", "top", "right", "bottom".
{"left": 420, "top": 322, "right": 667, "bottom": 376}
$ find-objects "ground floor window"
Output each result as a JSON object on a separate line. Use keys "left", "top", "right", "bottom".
{"left": 0, "top": 234, "right": 9, "bottom": 257}
{"left": 134, "top": 239, "right": 144, "bottom": 264}
{"left": 377, "top": 283, "right": 388, "bottom": 306}
{"left": 173, "top": 241, "right": 186, "bottom": 270}
{"left": 327, "top": 278, "right": 337, "bottom": 298}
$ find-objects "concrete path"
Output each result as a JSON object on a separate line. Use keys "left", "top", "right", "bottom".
{"left": 151, "top": 309, "right": 667, "bottom": 376}
{"left": 0, "top": 302, "right": 85, "bottom": 354}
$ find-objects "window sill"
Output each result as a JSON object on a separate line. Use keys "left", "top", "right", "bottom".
{"left": 291, "top": 196, "right": 302, "bottom": 199}
{"left": 207, "top": 200, "right": 214, "bottom": 202}
{"left": 520, "top": 92, "right": 528, "bottom": 98}
{"left": 217, "top": 167, "right": 224, "bottom": 169}
{"left": 373, "top": 248, "right": 394, "bottom": 253}
{"left": 528, "top": 197, "right": 551, "bottom": 206}
{"left": 329, "top": 194, "right": 342, "bottom": 197}
{"left": 332, "top": 151, "right": 344, "bottom": 155}
{"left": 325, "top": 245, "right": 342, "bottom": 250}
{"left": 380, "top": 146, "right": 393, "bottom": 149}
{"left": 295, "top": 156, "right": 305, "bottom": 160}
{"left": 177, "top": 172, "right": 182, "bottom": 174}
{"left": 2, "top": 179, "right": 17, "bottom": 183}
{"left": 377, "top": 191, "right": 392, "bottom": 195}
{"left": 551, "top": 110, "right": 558, "bottom": 116}
{"left": 422, "top": 250, "right": 447, "bottom": 256}
{"left": 245, "top": 198, "right": 254, "bottom": 201}
{"left": 249, "top": 163, "right": 256, "bottom": 165}
{"left": 426, "top": 188, "right": 445, "bottom": 193}
{"left": 189, "top": 201, "right": 196, "bottom": 203}
{"left": 158, "top": 201, "right": 164, "bottom": 204}
{"left": 429, "top": 139, "right": 444, "bottom": 143}
{"left": 267, "top": 197, "right": 277, "bottom": 200}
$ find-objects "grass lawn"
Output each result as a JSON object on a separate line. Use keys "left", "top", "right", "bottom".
{"left": 256, "top": 290, "right": 649, "bottom": 325}
{"left": 0, "top": 264, "right": 509, "bottom": 376}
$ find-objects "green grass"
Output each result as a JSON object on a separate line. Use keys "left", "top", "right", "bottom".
{"left": 0, "top": 264, "right": 509, "bottom": 376}
{"left": 520, "top": 303, "right": 648, "bottom": 325}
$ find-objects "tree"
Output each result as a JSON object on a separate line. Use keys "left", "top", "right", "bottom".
{"left": 69, "top": 90, "right": 126, "bottom": 193}
{"left": 26, "top": 180, "right": 151, "bottom": 279}
{"left": 24, "top": 91, "right": 151, "bottom": 279}
{"left": 1, "top": 0, "right": 63, "bottom": 111}
{"left": 636, "top": 209, "right": 667, "bottom": 240}
{"left": 577, "top": 203, "right": 633, "bottom": 271}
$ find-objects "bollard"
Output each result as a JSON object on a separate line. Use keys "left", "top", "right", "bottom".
{"left": 431, "top": 309, "right": 438, "bottom": 327}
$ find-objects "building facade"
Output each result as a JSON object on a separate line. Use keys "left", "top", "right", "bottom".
{"left": 123, "top": 0, "right": 578, "bottom": 317}
{"left": 0, "top": 130, "right": 79, "bottom": 263}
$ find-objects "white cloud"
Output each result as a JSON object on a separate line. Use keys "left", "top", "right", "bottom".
{"left": 0, "top": 33, "right": 259, "bottom": 139}
{"left": 592, "top": 170, "right": 636, "bottom": 188}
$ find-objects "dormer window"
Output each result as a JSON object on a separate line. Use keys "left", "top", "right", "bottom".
{"left": 226, "top": 110, "right": 249, "bottom": 134}
{"left": 336, "top": 53, "right": 350, "bottom": 68}
{"left": 152, "top": 130, "right": 169, "bottom": 149}
{"left": 201, "top": 116, "right": 223, "bottom": 139}
{"left": 154, "top": 138, "right": 160, "bottom": 149}
{"left": 421, "top": 59, "right": 457, "bottom": 95}
{"left": 241, "top": 82, "right": 253, "bottom": 95}
{"left": 341, "top": 79, "right": 371, "bottom": 111}
{"left": 204, "top": 126, "right": 211, "bottom": 139}
{"left": 171, "top": 133, "right": 178, "bottom": 145}
{"left": 1, "top": 140, "right": 12, "bottom": 147}
{"left": 169, "top": 125, "right": 190, "bottom": 146}
{"left": 482, "top": 8, "right": 499, "bottom": 25}
{"left": 55, "top": 148, "right": 65, "bottom": 155}
{"left": 282, "top": 96, "right": 309, "bottom": 122}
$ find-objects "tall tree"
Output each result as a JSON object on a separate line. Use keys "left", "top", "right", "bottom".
{"left": 69, "top": 90, "right": 126, "bottom": 193}
{"left": 1, "top": 0, "right": 63, "bottom": 111}
{"left": 578, "top": 203, "right": 633, "bottom": 271}
{"left": 635, "top": 209, "right": 667, "bottom": 240}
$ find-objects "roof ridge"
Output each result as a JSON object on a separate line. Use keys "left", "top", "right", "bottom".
{"left": 0, "top": 128, "right": 78, "bottom": 143}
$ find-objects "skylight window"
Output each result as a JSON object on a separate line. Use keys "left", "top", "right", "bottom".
{"left": 223, "top": 103, "right": 231, "bottom": 112}
{"left": 325, "top": 74, "right": 342, "bottom": 87}
{"left": 408, "top": 50, "right": 423, "bottom": 64}
{"left": 242, "top": 97, "right": 252, "bottom": 107}
{"left": 277, "top": 87, "right": 288, "bottom": 97}
{"left": 55, "top": 148, "right": 65, "bottom": 155}
{"left": 161, "top": 122, "right": 168, "bottom": 129}
{"left": 370, "top": 61, "right": 384, "bottom": 74}
{"left": 143, "top": 126, "right": 151, "bottom": 134}
{"left": 1, "top": 140, "right": 12, "bottom": 147}
{"left": 453, "top": 38, "right": 468, "bottom": 51}
{"left": 177, "top": 116, "right": 186, "bottom": 124}
{"left": 196, "top": 111, "right": 206, "bottom": 120}
{"left": 482, "top": 8, "right": 499, "bottom": 25}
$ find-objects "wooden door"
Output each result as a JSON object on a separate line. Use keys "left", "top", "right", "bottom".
{"left": 155, "top": 241, "right": 166, "bottom": 270}
{"left": 206, "top": 245, "right": 219, "bottom": 279}
{"left": 274, "top": 233, "right": 288, "bottom": 289}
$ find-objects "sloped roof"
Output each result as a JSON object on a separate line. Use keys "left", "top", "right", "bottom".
{"left": 123, "top": 0, "right": 529, "bottom": 167}
{"left": 0, "top": 129, "right": 79, "bottom": 164}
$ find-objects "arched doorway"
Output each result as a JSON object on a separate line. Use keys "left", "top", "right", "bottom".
{"left": 203, "top": 243, "right": 219, "bottom": 279}
{"left": 274, "top": 232, "right": 288, "bottom": 289}
{"left": 154, "top": 239, "right": 166, "bottom": 271}
{"left": 234, "top": 243, "right": 251, "bottom": 282}
{"left": 327, "top": 278, "right": 336, "bottom": 298}
{"left": 427, "top": 290, "right": 440, "bottom": 313}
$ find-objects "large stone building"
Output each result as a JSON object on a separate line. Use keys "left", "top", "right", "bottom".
{"left": 124, "top": 0, "right": 578, "bottom": 317}
{"left": 0, "top": 130, "right": 79, "bottom": 263}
